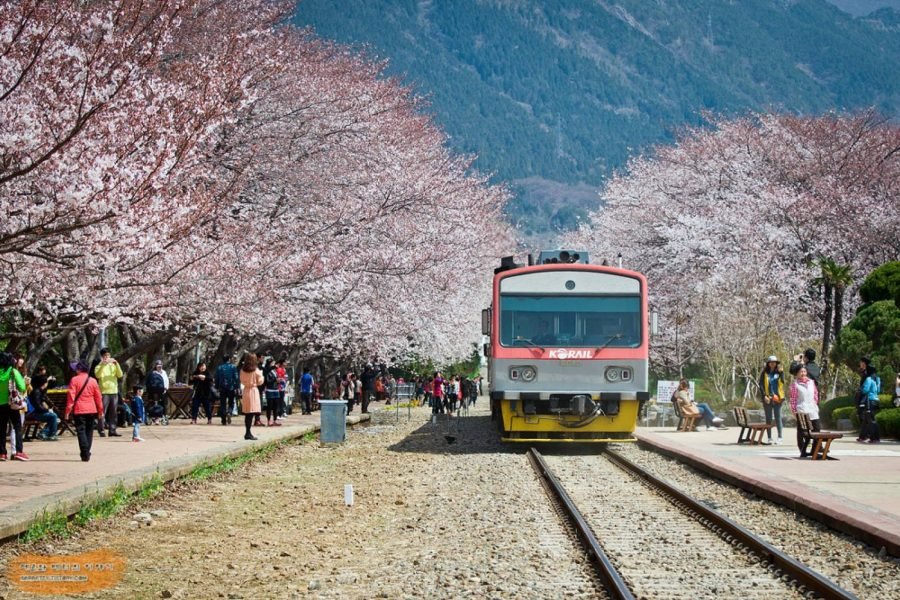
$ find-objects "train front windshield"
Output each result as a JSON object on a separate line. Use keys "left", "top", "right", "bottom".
{"left": 499, "top": 295, "right": 641, "bottom": 348}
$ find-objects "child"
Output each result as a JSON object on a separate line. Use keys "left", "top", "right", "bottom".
{"left": 130, "top": 385, "right": 145, "bottom": 442}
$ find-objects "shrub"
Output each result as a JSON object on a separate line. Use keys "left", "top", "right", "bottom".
{"left": 875, "top": 408, "right": 900, "bottom": 439}
{"left": 820, "top": 395, "right": 856, "bottom": 426}
{"left": 831, "top": 406, "right": 859, "bottom": 428}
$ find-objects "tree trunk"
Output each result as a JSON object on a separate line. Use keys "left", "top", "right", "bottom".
{"left": 833, "top": 285, "right": 845, "bottom": 343}
{"left": 820, "top": 281, "right": 834, "bottom": 377}
{"left": 63, "top": 331, "right": 80, "bottom": 373}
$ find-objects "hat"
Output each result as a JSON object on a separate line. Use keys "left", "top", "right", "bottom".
{"left": 766, "top": 355, "right": 779, "bottom": 363}
{"left": 70, "top": 360, "right": 89, "bottom": 373}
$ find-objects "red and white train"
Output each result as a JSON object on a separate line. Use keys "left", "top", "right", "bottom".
{"left": 483, "top": 250, "right": 651, "bottom": 442}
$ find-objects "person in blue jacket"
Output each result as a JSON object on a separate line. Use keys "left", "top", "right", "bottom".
{"left": 857, "top": 358, "right": 881, "bottom": 444}
{"left": 215, "top": 355, "right": 239, "bottom": 425}
{"left": 130, "top": 384, "right": 145, "bottom": 442}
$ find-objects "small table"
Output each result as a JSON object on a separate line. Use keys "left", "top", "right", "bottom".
{"left": 166, "top": 387, "right": 193, "bottom": 419}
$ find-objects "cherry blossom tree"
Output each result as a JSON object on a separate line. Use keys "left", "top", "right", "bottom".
{"left": 1, "top": 2, "right": 515, "bottom": 373}
{"left": 567, "top": 111, "right": 900, "bottom": 398}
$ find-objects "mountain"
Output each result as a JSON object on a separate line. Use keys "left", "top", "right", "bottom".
{"left": 827, "top": 1, "right": 900, "bottom": 16}
{"left": 293, "top": 0, "right": 900, "bottom": 238}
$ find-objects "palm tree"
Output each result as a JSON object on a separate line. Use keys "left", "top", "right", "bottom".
{"left": 831, "top": 262, "right": 854, "bottom": 342}
{"left": 814, "top": 258, "right": 854, "bottom": 386}
{"left": 814, "top": 257, "right": 836, "bottom": 375}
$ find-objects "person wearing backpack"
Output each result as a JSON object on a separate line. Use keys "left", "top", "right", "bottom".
{"left": 262, "top": 358, "right": 281, "bottom": 427}
{"left": 758, "top": 356, "right": 786, "bottom": 445}
{"left": 215, "top": 355, "right": 239, "bottom": 425}
{"left": 857, "top": 358, "right": 881, "bottom": 444}
{"left": 0, "top": 352, "right": 28, "bottom": 461}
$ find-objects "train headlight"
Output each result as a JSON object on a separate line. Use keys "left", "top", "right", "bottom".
{"left": 521, "top": 366, "right": 537, "bottom": 382}
{"left": 605, "top": 367, "right": 632, "bottom": 383}
{"left": 510, "top": 366, "right": 537, "bottom": 382}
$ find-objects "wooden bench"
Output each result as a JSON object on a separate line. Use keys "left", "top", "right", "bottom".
{"left": 22, "top": 417, "right": 44, "bottom": 441}
{"left": 733, "top": 407, "right": 775, "bottom": 445}
{"left": 672, "top": 399, "right": 699, "bottom": 432}
{"left": 45, "top": 389, "right": 77, "bottom": 436}
{"left": 796, "top": 411, "right": 843, "bottom": 460}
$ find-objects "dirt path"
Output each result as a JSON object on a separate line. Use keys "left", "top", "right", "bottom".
{"left": 0, "top": 405, "right": 595, "bottom": 599}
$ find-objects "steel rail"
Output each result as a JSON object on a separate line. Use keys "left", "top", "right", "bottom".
{"left": 527, "top": 448, "right": 635, "bottom": 600}
{"left": 604, "top": 449, "right": 858, "bottom": 600}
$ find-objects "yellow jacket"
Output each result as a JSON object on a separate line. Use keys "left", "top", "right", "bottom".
{"left": 94, "top": 361, "right": 123, "bottom": 395}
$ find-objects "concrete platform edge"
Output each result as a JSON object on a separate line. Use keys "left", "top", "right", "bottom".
{"left": 0, "top": 413, "right": 370, "bottom": 542}
{"left": 634, "top": 432, "right": 900, "bottom": 558}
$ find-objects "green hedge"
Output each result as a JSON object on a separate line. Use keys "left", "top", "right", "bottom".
{"left": 820, "top": 394, "right": 894, "bottom": 427}
{"left": 820, "top": 396, "right": 855, "bottom": 426}
{"left": 831, "top": 406, "right": 859, "bottom": 428}
{"left": 876, "top": 408, "right": 900, "bottom": 439}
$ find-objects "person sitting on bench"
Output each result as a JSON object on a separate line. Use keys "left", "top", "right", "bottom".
{"left": 675, "top": 379, "right": 724, "bottom": 430}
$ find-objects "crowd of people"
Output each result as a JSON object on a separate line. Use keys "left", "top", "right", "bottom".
{"left": 0, "top": 350, "right": 324, "bottom": 462}
{"left": 4, "top": 344, "right": 892, "bottom": 463}
{"left": 669, "top": 348, "right": 894, "bottom": 457}
{"left": 761, "top": 350, "right": 886, "bottom": 455}
{"left": 334, "top": 366, "right": 483, "bottom": 418}
{"left": 0, "top": 348, "right": 488, "bottom": 463}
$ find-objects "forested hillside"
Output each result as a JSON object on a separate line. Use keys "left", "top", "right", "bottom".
{"left": 294, "top": 0, "right": 900, "bottom": 237}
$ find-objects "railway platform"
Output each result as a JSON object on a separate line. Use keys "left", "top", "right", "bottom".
{"left": 0, "top": 403, "right": 382, "bottom": 541}
{"left": 635, "top": 424, "right": 900, "bottom": 557}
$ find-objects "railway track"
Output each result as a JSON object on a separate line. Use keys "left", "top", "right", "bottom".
{"left": 528, "top": 447, "right": 858, "bottom": 600}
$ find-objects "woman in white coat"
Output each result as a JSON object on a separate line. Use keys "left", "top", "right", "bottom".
{"left": 789, "top": 366, "right": 819, "bottom": 458}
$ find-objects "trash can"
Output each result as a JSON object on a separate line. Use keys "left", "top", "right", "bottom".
{"left": 319, "top": 400, "right": 347, "bottom": 445}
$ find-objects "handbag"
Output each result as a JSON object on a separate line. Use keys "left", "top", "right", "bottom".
{"left": 8, "top": 377, "right": 26, "bottom": 411}
{"left": 771, "top": 394, "right": 783, "bottom": 405}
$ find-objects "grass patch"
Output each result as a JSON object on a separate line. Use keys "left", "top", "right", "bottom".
{"left": 19, "top": 440, "right": 287, "bottom": 544}
{"left": 73, "top": 484, "right": 130, "bottom": 527}
{"left": 136, "top": 473, "right": 165, "bottom": 501}
{"left": 302, "top": 431, "right": 318, "bottom": 443}
{"left": 20, "top": 509, "right": 69, "bottom": 544}
{"left": 186, "top": 440, "right": 284, "bottom": 482}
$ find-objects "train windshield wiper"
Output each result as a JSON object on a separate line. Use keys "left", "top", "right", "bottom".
{"left": 514, "top": 337, "right": 545, "bottom": 352}
{"left": 593, "top": 333, "right": 623, "bottom": 357}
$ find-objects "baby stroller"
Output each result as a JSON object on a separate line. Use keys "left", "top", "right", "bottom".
{"left": 147, "top": 400, "right": 169, "bottom": 425}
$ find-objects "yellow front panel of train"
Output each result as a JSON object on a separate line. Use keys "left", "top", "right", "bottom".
{"left": 499, "top": 398, "right": 639, "bottom": 441}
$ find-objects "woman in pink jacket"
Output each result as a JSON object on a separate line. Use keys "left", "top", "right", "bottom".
{"left": 64, "top": 360, "right": 104, "bottom": 462}
{"left": 239, "top": 353, "right": 264, "bottom": 440}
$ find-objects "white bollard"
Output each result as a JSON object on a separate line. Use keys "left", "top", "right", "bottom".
{"left": 344, "top": 484, "right": 354, "bottom": 506}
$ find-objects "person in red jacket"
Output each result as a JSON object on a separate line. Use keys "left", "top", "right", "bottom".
{"left": 64, "top": 360, "right": 104, "bottom": 462}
